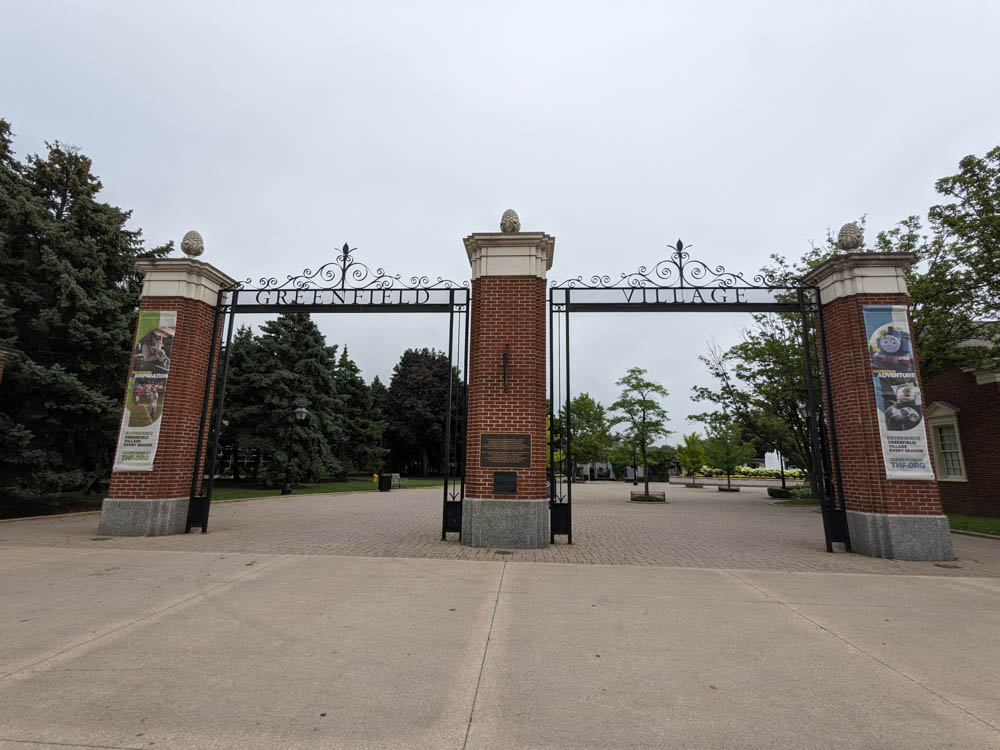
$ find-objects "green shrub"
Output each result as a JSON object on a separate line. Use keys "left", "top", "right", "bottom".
{"left": 789, "top": 487, "right": 815, "bottom": 500}
{"left": 767, "top": 487, "right": 792, "bottom": 498}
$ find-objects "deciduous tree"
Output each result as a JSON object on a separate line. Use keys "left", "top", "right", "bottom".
{"left": 676, "top": 433, "right": 706, "bottom": 480}
{"left": 609, "top": 367, "right": 670, "bottom": 497}
{"left": 702, "top": 417, "right": 756, "bottom": 490}
{"left": 559, "top": 392, "right": 613, "bottom": 469}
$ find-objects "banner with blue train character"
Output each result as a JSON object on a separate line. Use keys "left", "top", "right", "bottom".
{"left": 863, "top": 305, "right": 934, "bottom": 480}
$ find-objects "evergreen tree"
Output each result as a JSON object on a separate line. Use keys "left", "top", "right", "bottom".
{"left": 217, "top": 325, "right": 270, "bottom": 481}
{"left": 385, "top": 348, "right": 463, "bottom": 476}
{"left": 0, "top": 121, "right": 168, "bottom": 502}
{"left": 250, "top": 313, "right": 345, "bottom": 485}
{"left": 333, "top": 346, "right": 387, "bottom": 473}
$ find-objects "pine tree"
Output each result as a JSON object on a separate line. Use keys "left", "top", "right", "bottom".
{"left": 0, "top": 121, "right": 168, "bottom": 502}
{"left": 217, "top": 325, "right": 270, "bottom": 481}
{"left": 332, "top": 346, "right": 387, "bottom": 473}
{"left": 250, "top": 313, "right": 345, "bottom": 485}
{"left": 385, "top": 348, "right": 462, "bottom": 476}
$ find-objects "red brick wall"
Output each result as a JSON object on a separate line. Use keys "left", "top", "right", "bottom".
{"left": 820, "top": 293, "right": 944, "bottom": 515}
{"left": 924, "top": 369, "right": 1000, "bottom": 516}
{"left": 464, "top": 276, "right": 548, "bottom": 499}
{"left": 107, "top": 296, "right": 221, "bottom": 500}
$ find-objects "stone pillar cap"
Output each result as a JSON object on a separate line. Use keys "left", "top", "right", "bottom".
{"left": 802, "top": 252, "right": 917, "bottom": 303}
{"left": 135, "top": 257, "right": 238, "bottom": 306}
{"left": 464, "top": 232, "right": 555, "bottom": 279}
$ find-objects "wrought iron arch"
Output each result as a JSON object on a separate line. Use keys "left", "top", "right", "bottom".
{"left": 187, "top": 244, "right": 471, "bottom": 539}
{"left": 546, "top": 239, "right": 849, "bottom": 552}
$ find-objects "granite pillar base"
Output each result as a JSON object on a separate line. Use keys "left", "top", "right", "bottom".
{"left": 462, "top": 497, "right": 549, "bottom": 549}
{"left": 846, "top": 510, "right": 954, "bottom": 561}
{"left": 97, "top": 497, "right": 189, "bottom": 537}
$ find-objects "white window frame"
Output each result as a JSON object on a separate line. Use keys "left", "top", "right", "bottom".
{"left": 926, "top": 402, "right": 967, "bottom": 482}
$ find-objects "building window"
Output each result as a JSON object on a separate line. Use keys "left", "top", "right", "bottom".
{"left": 926, "top": 402, "right": 967, "bottom": 482}
{"left": 934, "top": 425, "right": 964, "bottom": 478}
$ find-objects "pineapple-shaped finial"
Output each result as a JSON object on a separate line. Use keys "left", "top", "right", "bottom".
{"left": 500, "top": 209, "right": 521, "bottom": 233}
{"left": 181, "top": 230, "right": 205, "bottom": 257}
{"left": 837, "top": 222, "right": 864, "bottom": 252}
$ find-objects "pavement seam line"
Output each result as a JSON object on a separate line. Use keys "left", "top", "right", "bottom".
{"left": 0, "top": 556, "right": 292, "bottom": 682}
{"left": 724, "top": 569, "right": 1000, "bottom": 735}
{"left": 462, "top": 560, "right": 506, "bottom": 750}
{"left": 0, "top": 738, "right": 144, "bottom": 749}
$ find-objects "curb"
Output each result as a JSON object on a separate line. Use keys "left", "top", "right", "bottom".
{"left": 0, "top": 509, "right": 102, "bottom": 524}
{"left": 950, "top": 529, "right": 1000, "bottom": 541}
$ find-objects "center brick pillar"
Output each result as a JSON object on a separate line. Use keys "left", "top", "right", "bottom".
{"left": 462, "top": 229, "right": 555, "bottom": 548}
{"left": 804, "top": 252, "right": 953, "bottom": 560}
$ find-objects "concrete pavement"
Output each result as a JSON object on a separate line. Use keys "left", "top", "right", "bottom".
{"left": 1, "top": 544, "right": 998, "bottom": 749}
{"left": 3, "top": 484, "right": 1000, "bottom": 576}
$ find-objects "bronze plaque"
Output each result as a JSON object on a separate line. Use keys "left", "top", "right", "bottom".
{"left": 480, "top": 433, "right": 531, "bottom": 468}
{"left": 493, "top": 471, "right": 518, "bottom": 495}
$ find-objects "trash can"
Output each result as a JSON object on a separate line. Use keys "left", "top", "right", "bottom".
{"left": 378, "top": 472, "right": 392, "bottom": 492}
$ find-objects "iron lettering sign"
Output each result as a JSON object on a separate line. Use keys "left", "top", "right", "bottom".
{"left": 617, "top": 286, "right": 750, "bottom": 304}
{"left": 249, "top": 288, "right": 443, "bottom": 306}
{"left": 492, "top": 471, "right": 518, "bottom": 495}
{"left": 480, "top": 434, "right": 531, "bottom": 468}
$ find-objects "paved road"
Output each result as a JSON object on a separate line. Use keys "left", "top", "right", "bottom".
{"left": 2, "top": 483, "right": 998, "bottom": 576}
{"left": 2, "top": 487, "right": 999, "bottom": 748}
{"left": 1, "top": 548, "right": 999, "bottom": 749}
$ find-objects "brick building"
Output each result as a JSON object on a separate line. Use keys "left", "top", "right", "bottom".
{"left": 923, "top": 362, "right": 1000, "bottom": 517}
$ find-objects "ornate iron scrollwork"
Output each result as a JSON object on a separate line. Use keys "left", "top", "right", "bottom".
{"left": 242, "top": 243, "right": 470, "bottom": 291}
{"left": 551, "top": 239, "right": 779, "bottom": 289}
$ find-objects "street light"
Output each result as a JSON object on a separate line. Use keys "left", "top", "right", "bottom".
{"left": 281, "top": 406, "right": 310, "bottom": 495}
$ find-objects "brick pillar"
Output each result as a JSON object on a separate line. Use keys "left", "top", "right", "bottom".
{"left": 462, "top": 228, "right": 555, "bottom": 548}
{"left": 804, "top": 253, "right": 953, "bottom": 560}
{"left": 99, "top": 256, "right": 235, "bottom": 536}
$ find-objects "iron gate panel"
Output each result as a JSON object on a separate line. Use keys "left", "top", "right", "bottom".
{"left": 186, "top": 244, "right": 470, "bottom": 538}
{"left": 547, "top": 239, "right": 850, "bottom": 552}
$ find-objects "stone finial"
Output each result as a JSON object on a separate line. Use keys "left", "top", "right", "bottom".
{"left": 837, "top": 222, "right": 864, "bottom": 252}
{"left": 500, "top": 209, "right": 521, "bottom": 233}
{"left": 181, "top": 230, "right": 205, "bottom": 258}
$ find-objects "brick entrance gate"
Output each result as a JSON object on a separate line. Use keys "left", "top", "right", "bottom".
{"left": 98, "top": 216, "right": 954, "bottom": 560}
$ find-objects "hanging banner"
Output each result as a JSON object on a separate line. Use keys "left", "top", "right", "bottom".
{"left": 863, "top": 305, "right": 934, "bottom": 480}
{"left": 112, "top": 310, "right": 177, "bottom": 472}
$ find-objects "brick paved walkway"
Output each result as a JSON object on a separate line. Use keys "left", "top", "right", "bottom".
{"left": 2, "top": 482, "right": 998, "bottom": 576}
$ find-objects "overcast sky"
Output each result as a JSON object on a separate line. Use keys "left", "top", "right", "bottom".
{"left": 4, "top": 1, "right": 999, "bottom": 437}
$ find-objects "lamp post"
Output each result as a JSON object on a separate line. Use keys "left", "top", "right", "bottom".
{"left": 777, "top": 448, "right": 786, "bottom": 489}
{"left": 281, "top": 406, "right": 310, "bottom": 495}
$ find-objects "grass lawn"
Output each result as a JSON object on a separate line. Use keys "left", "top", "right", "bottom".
{"left": 1, "top": 476, "right": 451, "bottom": 519}
{"left": 947, "top": 513, "right": 1000, "bottom": 537}
{"left": 210, "top": 475, "right": 446, "bottom": 502}
{"left": 773, "top": 498, "right": 821, "bottom": 506}
{"left": 0, "top": 490, "right": 105, "bottom": 519}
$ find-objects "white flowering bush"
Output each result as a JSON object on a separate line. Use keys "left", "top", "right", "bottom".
{"left": 695, "top": 464, "right": 806, "bottom": 479}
